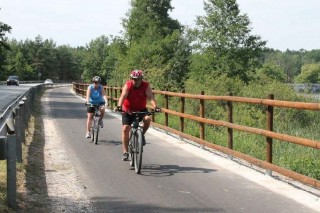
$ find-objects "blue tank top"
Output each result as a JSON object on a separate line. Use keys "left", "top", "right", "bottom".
{"left": 88, "top": 85, "right": 104, "bottom": 104}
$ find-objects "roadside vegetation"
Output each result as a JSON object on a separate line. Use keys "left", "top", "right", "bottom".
{"left": 0, "top": 0, "right": 319, "bottom": 209}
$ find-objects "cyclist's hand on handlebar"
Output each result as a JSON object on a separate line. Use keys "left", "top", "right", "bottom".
{"left": 154, "top": 106, "right": 161, "bottom": 112}
{"left": 114, "top": 106, "right": 122, "bottom": 112}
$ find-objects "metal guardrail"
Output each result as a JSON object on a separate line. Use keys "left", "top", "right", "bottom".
{"left": 0, "top": 80, "right": 74, "bottom": 85}
{"left": 0, "top": 85, "right": 41, "bottom": 207}
{"left": 0, "top": 83, "right": 70, "bottom": 207}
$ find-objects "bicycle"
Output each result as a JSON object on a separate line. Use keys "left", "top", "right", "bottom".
{"left": 118, "top": 110, "right": 159, "bottom": 174}
{"left": 86, "top": 103, "right": 103, "bottom": 145}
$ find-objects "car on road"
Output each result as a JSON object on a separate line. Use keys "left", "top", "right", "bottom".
{"left": 44, "top": 79, "right": 53, "bottom": 84}
{"left": 6, "top": 75, "right": 19, "bottom": 86}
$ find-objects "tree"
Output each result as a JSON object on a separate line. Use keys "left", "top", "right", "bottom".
{"left": 190, "top": 0, "right": 266, "bottom": 83}
{"left": 0, "top": 13, "right": 12, "bottom": 79}
{"left": 104, "top": 36, "right": 128, "bottom": 86}
{"left": 294, "top": 63, "right": 320, "bottom": 83}
{"left": 56, "top": 45, "right": 80, "bottom": 81}
{"left": 83, "top": 36, "right": 110, "bottom": 84}
{"left": 262, "top": 49, "right": 302, "bottom": 83}
{"left": 255, "top": 63, "right": 286, "bottom": 83}
{"left": 119, "top": 0, "right": 191, "bottom": 90}
{"left": 0, "top": 17, "right": 12, "bottom": 50}
{"left": 122, "top": 0, "right": 180, "bottom": 43}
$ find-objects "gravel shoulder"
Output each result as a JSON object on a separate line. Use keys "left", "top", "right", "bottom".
{"left": 17, "top": 91, "right": 94, "bottom": 212}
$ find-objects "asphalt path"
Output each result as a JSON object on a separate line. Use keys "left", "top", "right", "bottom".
{"left": 43, "top": 86, "right": 319, "bottom": 213}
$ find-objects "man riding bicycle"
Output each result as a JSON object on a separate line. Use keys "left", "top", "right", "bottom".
{"left": 115, "top": 69, "right": 160, "bottom": 161}
{"left": 85, "top": 76, "right": 107, "bottom": 138}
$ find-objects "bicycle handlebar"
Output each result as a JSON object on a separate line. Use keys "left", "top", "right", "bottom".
{"left": 114, "top": 109, "right": 159, "bottom": 116}
{"left": 85, "top": 103, "right": 105, "bottom": 107}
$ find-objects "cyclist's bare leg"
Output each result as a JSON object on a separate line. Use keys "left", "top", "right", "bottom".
{"left": 99, "top": 105, "right": 105, "bottom": 120}
{"left": 142, "top": 115, "right": 151, "bottom": 134}
{"left": 122, "top": 124, "right": 131, "bottom": 153}
{"left": 86, "top": 112, "right": 93, "bottom": 132}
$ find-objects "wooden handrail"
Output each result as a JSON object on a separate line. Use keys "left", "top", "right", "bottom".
{"left": 72, "top": 82, "right": 320, "bottom": 189}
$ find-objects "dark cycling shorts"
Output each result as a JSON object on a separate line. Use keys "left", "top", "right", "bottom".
{"left": 87, "top": 102, "right": 105, "bottom": 113}
{"left": 122, "top": 108, "right": 148, "bottom": 125}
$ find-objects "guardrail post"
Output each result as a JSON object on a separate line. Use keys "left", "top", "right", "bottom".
{"left": 6, "top": 118, "right": 17, "bottom": 208}
{"left": 266, "top": 94, "right": 274, "bottom": 176}
{"left": 0, "top": 136, "right": 6, "bottom": 160}
{"left": 22, "top": 96, "right": 29, "bottom": 123}
{"left": 13, "top": 107, "right": 22, "bottom": 162}
{"left": 227, "top": 92, "right": 234, "bottom": 160}
{"left": 6, "top": 134, "right": 17, "bottom": 208}
{"left": 19, "top": 101, "right": 26, "bottom": 144}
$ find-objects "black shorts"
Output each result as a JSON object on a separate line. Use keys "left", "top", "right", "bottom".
{"left": 87, "top": 102, "right": 105, "bottom": 113}
{"left": 122, "top": 108, "right": 148, "bottom": 125}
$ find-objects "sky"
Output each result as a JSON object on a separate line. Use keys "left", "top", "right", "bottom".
{"left": 1, "top": 0, "right": 320, "bottom": 51}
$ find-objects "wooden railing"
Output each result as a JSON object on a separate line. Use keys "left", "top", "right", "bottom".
{"left": 73, "top": 82, "right": 320, "bottom": 189}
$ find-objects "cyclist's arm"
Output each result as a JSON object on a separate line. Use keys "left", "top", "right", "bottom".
{"left": 146, "top": 84, "right": 157, "bottom": 109}
{"left": 86, "top": 86, "right": 91, "bottom": 104}
{"left": 117, "top": 83, "right": 129, "bottom": 107}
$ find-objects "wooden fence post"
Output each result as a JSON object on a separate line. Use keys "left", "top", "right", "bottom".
{"left": 227, "top": 92, "right": 233, "bottom": 150}
{"left": 114, "top": 86, "right": 118, "bottom": 109}
{"left": 200, "top": 91, "right": 205, "bottom": 142}
{"left": 152, "top": 88, "right": 155, "bottom": 122}
{"left": 266, "top": 94, "right": 274, "bottom": 176}
{"left": 180, "top": 89, "right": 185, "bottom": 133}
{"left": 110, "top": 86, "right": 114, "bottom": 108}
{"left": 165, "top": 89, "right": 169, "bottom": 127}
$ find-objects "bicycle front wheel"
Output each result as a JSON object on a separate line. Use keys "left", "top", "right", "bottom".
{"left": 134, "top": 130, "right": 143, "bottom": 174}
{"left": 129, "top": 131, "right": 134, "bottom": 167}
{"left": 93, "top": 117, "right": 99, "bottom": 144}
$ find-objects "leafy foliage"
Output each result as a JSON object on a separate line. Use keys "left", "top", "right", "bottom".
{"left": 294, "top": 63, "right": 320, "bottom": 83}
{"left": 190, "top": 0, "right": 266, "bottom": 83}
{"left": 0, "top": 14, "right": 12, "bottom": 79}
{"left": 118, "top": 0, "right": 190, "bottom": 91}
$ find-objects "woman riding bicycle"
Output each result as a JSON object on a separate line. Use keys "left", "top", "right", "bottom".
{"left": 85, "top": 76, "right": 107, "bottom": 138}
{"left": 115, "top": 69, "right": 160, "bottom": 161}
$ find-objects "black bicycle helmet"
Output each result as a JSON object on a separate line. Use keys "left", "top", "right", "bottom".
{"left": 92, "top": 76, "right": 101, "bottom": 83}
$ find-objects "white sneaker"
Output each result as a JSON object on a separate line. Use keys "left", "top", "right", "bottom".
{"left": 86, "top": 132, "right": 91, "bottom": 138}
{"left": 99, "top": 119, "right": 104, "bottom": 128}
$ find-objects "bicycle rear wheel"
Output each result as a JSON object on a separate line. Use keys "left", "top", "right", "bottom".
{"left": 134, "top": 130, "right": 143, "bottom": 174}
{"left": 91, "top": 123, "right": 95, "bottom": 142}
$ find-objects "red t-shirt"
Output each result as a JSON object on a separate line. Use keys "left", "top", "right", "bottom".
{"left": 123, "top": 80, "right": 149, "bottom": 112}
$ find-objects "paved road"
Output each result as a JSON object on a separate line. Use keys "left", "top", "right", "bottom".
{"left": 0, "top": 84, "right": 33, "bottom": 114}
{"left": 43, "top": 86, "right": 320, "bottom": 213}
